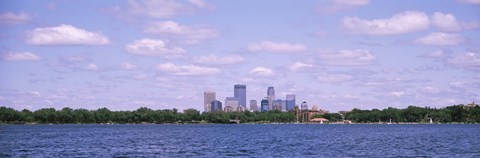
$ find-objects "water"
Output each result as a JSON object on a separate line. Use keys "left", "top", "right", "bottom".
{"left": 1, "top": 124, "right": 479, "bottom": 157}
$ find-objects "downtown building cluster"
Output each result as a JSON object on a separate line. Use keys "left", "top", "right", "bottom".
{"left": 204, "top": 84, "right": 310, "bottom": 113}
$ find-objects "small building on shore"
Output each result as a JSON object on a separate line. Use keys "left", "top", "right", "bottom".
{"left": 310, "top": 118, "right": 329, "bottom": 124}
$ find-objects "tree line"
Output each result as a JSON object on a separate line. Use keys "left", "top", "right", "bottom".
{"left": 344, "top": 104, "right": 480, "bottom": 123}
{"left": 0, "top": 106, "right": 294, "bottom": 124}
{"left": 0, "top": 104, "right": 479, "bottom": 124}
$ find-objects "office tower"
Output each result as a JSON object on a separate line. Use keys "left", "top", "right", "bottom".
{"left": 210, "top": 100, "right": 222, "bottom": 112}
{"left": 250, "top": 100, "right": 258, "bottom": 111}
{"left": 286, "top": 94, "right": 295, "bottom": 111}
{"left": 261, "top": 98, "right": 269, "bottom": 112}
{"left": 234, "top": 84, "right": 247, "bottom": 109}
{"left": 225, "top": 97, "right": 239, "bottom": 112}
{"left": 267, "top": 87, "right": 275, "bottom": 111}
{"left": 301, "top": 101, "right": 308, "bottom": 111}
{"left": 272, "top": 99, "right": 283, "bottom": 111}
{"left": 204, "top": 91, "right": 216, "bottom": 112}
{"left": 280, "top": 100, "right": 286, "bottom": 111}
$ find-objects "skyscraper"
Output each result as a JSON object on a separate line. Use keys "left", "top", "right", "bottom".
{"left": 267, "top": 87, "right": 275, "bottom": 111}
{"left": 225, "top": 97, "right": 239, "bottom": 112}
{"left": 261, "top": 98, "right": 269, "bottom": 112}
{"left": 234, "top": 84, "right": 247, "bottom": 108}
{"left": 204, "top": 91, "right": 216, "bottom": 112}
{"left": 210, "top": 100, "right": 222, "bottom": 112}
{"left": 286, "top": 94, "right": 295, "bottom": 111}
{"left": 301, "top": 101, "right": 308, "bottom": 111}
{"left": 250, "top": 100, "right": 258, "bottom": 111}
{"left": 272, "top": 99, "right": 284, "bottom": 111}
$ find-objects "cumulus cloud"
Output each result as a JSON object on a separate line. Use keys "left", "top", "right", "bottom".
{"left": 248, "top": 41, "right": 307, "bottom": 53}
{"left": 155, "top": 63, "right": 220, "bottom": 76}
{"left": 289, "top": 62, "right": 314, "bottom": 71}
{"left": 26, "top": 24, "right": 110, "bottom": 45}
{"left": 192, "top": 54, "right": 245, "bottom": 65}
{"left": 342, "top": 11, "right": 429, "bottom": 35}
{"left": 125, "top": 38, "right": 185, "bottom": 58}
{"left": 249, "top": 67, "right": 274, "bottom": 77}
{"left": 447, "top": 52, "right": 480, "bottom": 69}
{"left": 0, "top": 12, "right": 31, "bottom": 24}
{"left": 1, "top": 51, "right": 41, "bottom": 61}
{"left": 317, "top": 74, "right": 353, "bottom": 82}
{"left": 431, "top": 12, "right": 479, "bottom": 32}
{"left": 390, "top": 91, "right": 406, "bottom": 97}
{"left": 414, "top": 32, "right": 464, "bottom": 46}
{"left": 144, "top": 21, "right": 219, "bottom": 42}
{"left": 120, "top": 62, "right": 137, "bottom": 70}
{"left": 128, "top": 0, "right": 209, "bottom": 18}
{"left": 84, "top": 63, "right": 99, "bottom": 71}
{"left": 317, "top": 49, "right": 376, "bottom": 66}
{"left": 318, "top": 0, "right": 370, "bottom": 13}
{"left": 188, "top": 0, "right": 207, "bottom": 8}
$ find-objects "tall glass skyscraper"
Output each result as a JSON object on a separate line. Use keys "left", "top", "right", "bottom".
{"left": 261, "top": 98, "right": 269, "bottom": 112}
{"left": 210, "top": 100, "right": 222, "bottom": 112}
{"left": 204, "top": 91, "right": 216, "bottom": 112}
{"left": 267, "top": 87, "right": 275, "bottom": 111}
{"left": 286, "top": 94, "right": 295, "bottom": 111}
{"left": 234, "top": 84, "right": 247, "bottom": 108}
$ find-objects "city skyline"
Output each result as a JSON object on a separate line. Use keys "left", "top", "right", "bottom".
{"left": 0, "top": 1, "right": 479, "bottom": 112}
{"left": 205, "top": 84, "right": 303, "bottom": 112}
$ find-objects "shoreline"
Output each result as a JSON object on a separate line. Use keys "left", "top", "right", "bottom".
{"left": 1, "top": 122, "right": 479, "bottom": 125}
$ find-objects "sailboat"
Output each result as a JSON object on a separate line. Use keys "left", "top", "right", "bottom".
{"left": 429, "top": 118, "right": 433, "bottom": 124}
{"left": 387, "top": 119, "right": 392, "bottom": 124}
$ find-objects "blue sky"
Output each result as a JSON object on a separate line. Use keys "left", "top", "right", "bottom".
{"left": 0, "top": 0, "right": 479, "bottom": 112}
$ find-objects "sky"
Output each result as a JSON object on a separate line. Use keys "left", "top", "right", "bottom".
{"left": 0, "top": 0, "right": 479, "bottom": 112}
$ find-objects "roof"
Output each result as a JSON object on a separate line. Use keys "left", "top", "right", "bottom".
{"left": 310, "top": 118, "right": 329, "bottom": 122}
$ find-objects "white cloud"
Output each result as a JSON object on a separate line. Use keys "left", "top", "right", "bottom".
{"left": 27, "top": 91, "right": 42, "bottom": 97}
{"left": 317, "top": 74, "right": 353, "bottom": 82}
{"left": 319, "top": 0, "right": 370, "bottom": 13}
{"left": 248, "top": 41, "right": 307, "bottom": 53}
{"left": 128, "top": 0, "right": 208, "bottom": 18}
{"left": 458, "top": 0, "right": 480, "bottom": 4}
{"left": 431, "top": 12, "right": 479, "bottom": 32}
{"left": 1, "top": 51, "right": 41, "bottom": 61}
{"left": 188, "top": 0, "right": 207, "bottom": 8}
{"left": 26, "top": 24, "right": 110, "bottom": 45}
{"left": 317, "top": 49, "right": 376, "bottom": 66}
{"left": 342, "top": 11, "right": 429, "bottom": 35}
{"left": 0, "top": 12, "right": 31, "bottom": 24}
{"left": 155, "top": 63, "right": 220, "bottom": 76}
{"left": 390, "top": 91, "right": 406, "bottom": 97}
{"left": 447, "top": 52, "right": 480, "bottom": 69}
{"left": 420, "top": 50, "right": 449, "bottom": 59}
{"left": 120, "top": 62, "right": 137, "bottom": 70}
{"left": 431, "top": 12, "right": 461, "bottom": 32}
{"left": 144, "top": 21, "right": 219, "bottom": 42}
{"left": 249, "top": 67, "right": 274, "bottom": 77}
{"left": 414, "top": 32, "right": 464, "bottom": 46}
{"left": 125, "top": 38, "right": 185, "bottom": 58}
{"left": 192, "top": 54, "right": 245, "bottom": 65}
{"left": 84, "top": 63, "right": 99, "bottom": 71}
{"left": 289, "top": 62, "right": 314, "bottom": 71}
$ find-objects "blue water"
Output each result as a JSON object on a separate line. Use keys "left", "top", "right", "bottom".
{"left": 1, "top": 124, "right": 479, "bottom": 157}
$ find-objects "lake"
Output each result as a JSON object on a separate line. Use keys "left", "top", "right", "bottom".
{"left": 1, "top": 124, "right": 479, "bottom": 157}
